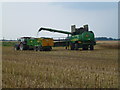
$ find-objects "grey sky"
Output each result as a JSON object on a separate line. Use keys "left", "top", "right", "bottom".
{"left": 1, "top": 2, "right": 118, "bottom": 40}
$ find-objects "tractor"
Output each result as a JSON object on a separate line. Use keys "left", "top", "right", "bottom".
{"left": 14, "top": 37, "right": 54, "bottom": 51}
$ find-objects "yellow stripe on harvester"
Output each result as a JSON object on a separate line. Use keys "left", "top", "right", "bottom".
{"left": 71, "top": 39, "right": 79, "bottom": 41}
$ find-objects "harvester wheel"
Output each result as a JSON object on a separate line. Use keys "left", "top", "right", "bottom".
{"left": 82, "top": 45, "right": 88, "bottom": 50}
{"left": 70, "top": 43, "right": 75, "bottom": 50}
{"left": 90, "top": 45, "right": 94, "bottom": 50}
{"left": 75, "top": 43, "right": 78, "bottom": 50}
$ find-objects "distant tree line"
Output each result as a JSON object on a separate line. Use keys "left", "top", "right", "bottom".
{"left": 95, "top": 37, "right": 120, "bottom": 41}
{"left": 0, "top": 39, "right": 17, "bottom": 41}
{"left": 0, "top": 37, "right": 120, "bottom": 41}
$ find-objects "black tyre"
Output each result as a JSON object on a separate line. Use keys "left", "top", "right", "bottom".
{"left": 65, "top": 46, "right": 67, "bottom": 50}
{"left": 34, "top": 46, "right": 38, "bottom": 51}
{"left": 20, "top": 44, "right": 24, "bottom": 50}
{"left": 66, "top": 42, "right": 70, "bottom": 50}
{"left": 75, "top": 43, "right": 78, "bottom": 50}
{"left": 20, "top": 43, "right": 28, "bottom": 50}
{"left": 43, "top": 47, "right": 52, "bottom": 51}
{"left": 90, "top": 45, "right": 94, "bottom": 50}
{"left": 38, "top": 46, "right": 43, "bottom": 51}
{"left": 82, "top": 45, "right": 88, "bottom": 50}
{"left": 14, "top": 44, "right": 19, "bottom": 50}
{"left": 70, "top": 43, "right": 75, "bottom": 50}
{"left": 48, "top": 47, "right": 52, "bottom": 51}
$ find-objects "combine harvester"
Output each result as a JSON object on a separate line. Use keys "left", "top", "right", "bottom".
{"left": 38, "top": 25, "right": 96, "bottom": 50}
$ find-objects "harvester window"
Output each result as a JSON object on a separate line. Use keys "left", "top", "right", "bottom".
{"left": 21, "top": 39, "right": 24, "bottom": 42}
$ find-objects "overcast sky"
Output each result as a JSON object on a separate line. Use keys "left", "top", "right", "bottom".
{"left": 1, "top": 2, "right": 118, "bottom": 40}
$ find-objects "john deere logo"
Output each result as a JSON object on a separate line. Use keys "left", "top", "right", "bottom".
{"left": 86, "top": 35, "right": 89, "bottom": 37}
{"left": 71, "top": 39, "right": 78, "bottom": 41}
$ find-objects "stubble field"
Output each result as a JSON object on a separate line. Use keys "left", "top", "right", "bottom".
{"left": 2, "top": 41, "right": 119, "bottom": 88}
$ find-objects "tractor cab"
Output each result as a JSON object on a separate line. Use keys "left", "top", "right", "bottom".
{"left": 17, "top": 37, "right": 34, "bottom": 44}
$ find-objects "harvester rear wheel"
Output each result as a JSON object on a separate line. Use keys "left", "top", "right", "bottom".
{"left": 82, "top": 45, "right": 88, "bottom": 50}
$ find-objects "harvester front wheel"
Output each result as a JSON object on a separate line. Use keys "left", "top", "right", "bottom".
{"left": 75, "top": 43, "right": 78, "bottom": 50}
{"left": 70, "top": 43, "right": 75, "bottom": 50}
{"left": 90, "top": 45, "right": 94, "bottom": 50}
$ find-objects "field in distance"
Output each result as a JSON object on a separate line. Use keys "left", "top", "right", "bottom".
{"left": 2, "top": 41, "right": 119, "bottom": 88}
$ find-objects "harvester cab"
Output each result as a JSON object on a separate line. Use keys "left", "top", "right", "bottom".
{"left": 71, "top": 24, "right": 89, "bottom": 35}
{"left": 18, "top": 37, "right": 33, "bottom": 44}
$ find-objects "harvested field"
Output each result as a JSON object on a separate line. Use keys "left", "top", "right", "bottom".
{"left": 97, "top": 41, "right": 119, "bottom": 49}
{"left": 2, "top": 41, "right": 119, "bottom": 88}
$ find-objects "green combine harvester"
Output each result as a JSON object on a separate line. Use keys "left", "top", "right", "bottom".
{"left": 38, "top": 25, "right": 96, "bottom": 50}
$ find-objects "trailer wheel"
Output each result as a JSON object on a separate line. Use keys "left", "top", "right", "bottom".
{"left": 38, "top": 46, "right": 43, "bottom": 51}
{"left": 34, "top": 46, "right": 38, "bottom": 51}
{"left": 90, "top": 45, "right": 94, "bottom": 50}
{"left": 48, "top": 47, "right": 52, "bottom": 51}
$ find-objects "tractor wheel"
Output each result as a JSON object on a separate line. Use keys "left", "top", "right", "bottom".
{"left": 20, "top": 44, "right": 28, "bottom": 50}
{"left": 75, "top": 43, "right": 78, "bottom": 50}
{"left": 20, "top": 44, "right": 24, "bottom": 51}
{"left": 70, "top": 43, "right": 75, "bottom": 50}
{"left": 82, "top": 45, "right": 88, "bottom": 50}
{"left": 14, "top": 44, "right": 19, "bottom": 50}
{"left": 90, "top": 45, "right": 94, "bottom": 50}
